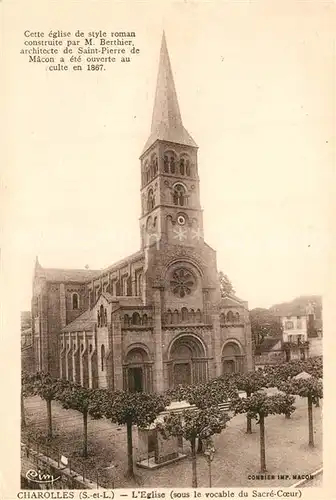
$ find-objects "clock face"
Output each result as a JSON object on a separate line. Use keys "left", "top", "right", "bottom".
{"left": 177, "top": 215, "right": 186, "bottom": 226}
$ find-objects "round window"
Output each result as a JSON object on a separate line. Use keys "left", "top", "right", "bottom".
{"left": 177, "top": 215, "right": 186, "bottom": 226}
{"left": 170, "top": 268, "right": 196, "bottom": 298}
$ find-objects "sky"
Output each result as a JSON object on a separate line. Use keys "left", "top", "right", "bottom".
{"left": 2, "top": 0, "right": 334, "bottom": 313}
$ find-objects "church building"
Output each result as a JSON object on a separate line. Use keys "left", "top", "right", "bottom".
{"left": 31, "top": 34, "right": 253, "bottom": 392}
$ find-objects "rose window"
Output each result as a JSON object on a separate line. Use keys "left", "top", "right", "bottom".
{"left": 170, "top": 268, "right": 196, "bottom": 298}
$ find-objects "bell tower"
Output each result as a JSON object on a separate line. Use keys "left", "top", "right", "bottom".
{"left": 140, "top": 33, "right": 204, "bottom": 249}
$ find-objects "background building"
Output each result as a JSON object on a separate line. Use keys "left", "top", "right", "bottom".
{"left": 270, "top": 295, "right": 322, "bottom": 360}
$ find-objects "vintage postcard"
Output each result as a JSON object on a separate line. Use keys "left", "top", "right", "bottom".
{"left": 1, "top": 0, "right": 334, "bottom": 499}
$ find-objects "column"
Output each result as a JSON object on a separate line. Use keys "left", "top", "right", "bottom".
{"left": 88, "top": 334, "right": 96, "bottom": 389}
{"left": 59, "top": 284, "right": 66, "bottom": 329}
{"left": 153, "top": 287, "right": 164, "bottom": 393}
{"left": 72, "top": 333, "right": 80, "bottom": 383}
{"left": 111, "top": 312, "right": 123, "bottom": 389}
{"left": 211, "top": 311, "right": 222, "bottom": 378}
{"left": 65, "top": 334, "right": 71, "bottom": 380}
{"left": 59, "top": 333, "right": 65, "bottom": 378}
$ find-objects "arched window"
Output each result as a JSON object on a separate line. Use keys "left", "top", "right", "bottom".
{"left": 220, "top": 313, "right": 225, "bottom": 324}
{"left": 124, "top": 314, "right": 130, "bottom": 327}
{"left": 170, "top": 156, "right": 176, "bottom": 174}
{"left": 137, "top": 272, "right": 143, "bottom": 296}
{"left": 101, "top": 345, "right": 105, "bottom": 371}
{"left": 186, "top": 160, "right": 191, "bottom": 177}
{"left": 235, "top": 312, "right": 240, "bottom": 323}
{"left": 99, "top": 304, "right": 104, "bottom": 326}
{"left": 89, "top": 344, "right": 93, "bottom": 353}
{"left": 180, "top": 158, "right": 185, "bottom": 176}
{"left": 173, "top": 184, "right": 186, "bottom": 206}
{"left": 72, "top": 293, "right": 79, "bottom": 310}
{"left": 173, "top": 309, "right": 179, "bottom": 324}
{"left": 104, "top": 308, "right": 107, "bottom": 326}
{"left": 166, "top": 309, "right": 172, "bottom": 324}
{"left": 152, "top": 156, "right": 158, "bottom": 175}
{"left": 147, "top": 189, "right": 155, "bottom": 211}
{"left": 142, "top": 314, "right": 148, "bottom": 326}
{"left": 97, "top": 310, "right": 100, "bottom": 327}
{"left": 181, "top": 307, "right": 188, "bottom": 322}
{"left": 190, "top": 309, "right": 195, "bottom": 323}
{"left": 132, "top": 312, "right": 141, "bottom": 325}
{"left": 164, "top": 155, "right": 169, "bottom": 173}
{"left": 196, "top": 309, "right": 202, "bottom": 323}
{"left": 227, "top": 310, "right": 234, "bottom": 323}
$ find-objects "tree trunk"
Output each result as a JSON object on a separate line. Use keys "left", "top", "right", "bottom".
{"left": 126, "top": 420, "right": 134, "bottom": 477}
{"left": 21, "top": 393, "right": 26, "bottom": 428}
{"left": 246, "top": 390, "right": 252, "bottom": 433}
{"left": 46, "top": 399, "right": 52, "bottom": 439}
{"left": 308, "top": 394, "right": 314, "bottom": 447}
{"left": 315, "top": 397, "right": 320, "bottom": 408}
{"left": 285, "top": 412, "right": 291, "bottom": 419}
{"left": 83, "top": 410, "right": 88, "bottom": 458}
{"left": 197, "top": 438, "right": 203, "bottom": 453}
{"left": 259, "top": 414, "right": 266, "bottom": 472}
{"left": 191, "top": 437, "right": 198, "bottom": 488}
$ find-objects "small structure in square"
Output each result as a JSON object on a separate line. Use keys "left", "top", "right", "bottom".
{"left": 137, "top": 402, "right": 188, "bottom": 469}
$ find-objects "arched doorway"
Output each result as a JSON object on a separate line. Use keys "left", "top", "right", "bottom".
{"left": 221, "top": 341, "right": 245, "bottom": 374}
{"left": 123, "top": 347, "right": 153, "bottom": 393}
{"left": 168, "top": 334, "right": 208, "bottom": 388}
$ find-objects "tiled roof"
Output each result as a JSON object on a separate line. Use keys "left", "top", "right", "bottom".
{"left": 36, "top": 249, "right": 144, "bottom": 284}
{"left": 220, "top": 294, "right": 245, "bottom": 307}
{"left": 62, "top": 309, "right": 96, "bottom": 333}
{"left": 40, "top": 268, "right": 101, "bottom": 283}
{"left": 254, "top": 337, "right": 282, "bottom": 355}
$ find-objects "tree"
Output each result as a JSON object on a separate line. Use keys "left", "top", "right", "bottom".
{"left": 103, "top": 391, "right": 169, "bottom": 477}
{"left": 218, "top": 271, "right": 235, "bottom": 297}
{"left": 58, "top": 384, "right": 106, "bottom": 457}
{"left": 264, "top": 357, "right": 323, "bottom": 386}
{"left": 21, "top": 370, "right": 33, "bottom": 428}
{"left": 233, "top": 392, "right": 295, "bottom": 472}
{"left": 232, "top": 371, "right": 267, "bottom": 433}
{"left": 167, "top": 379, "right": 237, "bottom": 452}
{"left": 278, "top": 377, "right": 322, "bottom": 447}
{"left": 158, "top": 407, "right": 230, "bottom": 487}
{"left": 249, "top": 308, "right": 283, "bottom": 345}
{"left": 24, "top": 372, "right": 70, "bottom": 439}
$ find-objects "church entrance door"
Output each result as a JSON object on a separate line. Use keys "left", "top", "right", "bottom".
{"left": 128, "top": 367, "right": 144, "bottom": 392}
{"left": 223, "top": 360, "right": 235, "bottom": 374}
{"left": 221, "top": 342, "right": 245, "bottom": 374}
{"left": 168, "top": 334, "right": 208, "bottom": 388}
{"left": 173, "top": 362, "right": 191, "bottom": 386}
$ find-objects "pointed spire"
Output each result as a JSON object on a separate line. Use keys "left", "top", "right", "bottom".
{"left": 142, "top": 32, "right": 197, "bottom": 155}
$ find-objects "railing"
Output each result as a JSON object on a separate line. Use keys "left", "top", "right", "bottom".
{"left": 21, "top": 439, "right": 108, "bottom": 489}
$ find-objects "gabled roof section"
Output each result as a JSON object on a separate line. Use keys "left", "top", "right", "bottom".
{"left": 220, "top": 294, "right": 246, "bottom": 308}
{"left": 254, "top": 337, "right": 282, "bottom": 355}
{"left": 142, "top": 32, "right": 197, "bottom": 155}
{"left": 39, "top": 267, "right": 101, "bottom": 283}
{"left": 62, "top": 309, "right": 96, "bottom": 333}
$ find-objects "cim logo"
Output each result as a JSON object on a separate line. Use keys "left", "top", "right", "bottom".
{"left": 26, "top": 469, "right": 60, "bottom": 484}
